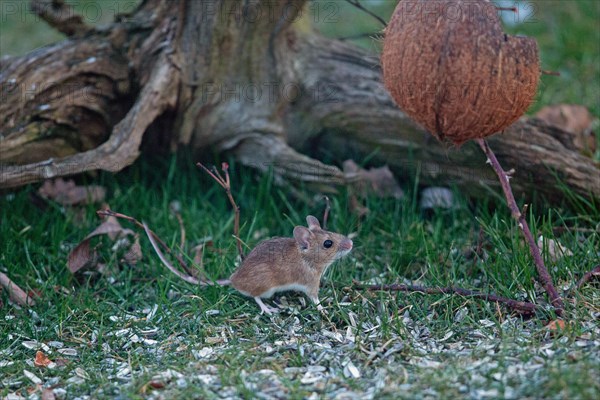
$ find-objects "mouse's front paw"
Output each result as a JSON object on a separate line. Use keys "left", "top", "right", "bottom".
{"left": 317, "top": 303, "right": 329, "bottom": 315}
{"left": 262, "top": 304, "right": 281, "bottom": 315}
{"left": 254, "top": 297, "right": 280, "bottom": 315}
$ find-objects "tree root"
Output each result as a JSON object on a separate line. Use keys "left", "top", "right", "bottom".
{"left": 30, "top": 0, "right": 92, "bottom": 37}
{"left": 231, "top": 134, "right": 347, "bottom": 187}
{"left": 1, "top": 55, "right": 178, "bottom": 188}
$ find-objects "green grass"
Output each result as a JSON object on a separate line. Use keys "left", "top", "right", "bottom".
{"left": 1, "top": 154, "right": 599, "bottom": 399}
{"left": 1, "top": 1, "right": 600, "bottom": 398}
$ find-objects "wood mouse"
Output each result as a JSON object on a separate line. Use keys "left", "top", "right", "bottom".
{"left": 144, "top": 215, "right": 353, "bottom": 315}
{"left": 227, "top": 215, "right": 353, "bottom": 314}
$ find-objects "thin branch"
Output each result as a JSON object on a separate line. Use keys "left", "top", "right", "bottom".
{"left": 344, "top": 0, "right": 387, "bottom": 27}
{"left": 0, "top": 272, "right": 36, "bottom": 307}
{"left": 476, "top": 138, "right": 564, "bottom": 316}
{"left": 96, "top": 209, "right": 195, "bottom": 277}
{"left": 197, "top": 162, "right": 244, "bottom": 260}
{"left": 99, "top": 210, "right": 220, "bottom": 286}
{"left": 322, "top": 196, "right": 331, "bottom": 229}
{"left": 574, "top": 265, "right": 600, "bottom": 291}
{"left": 353, "top": 281, "right": 537, "bottom": 314}
{"left": 212, "top": 165, "right": 226, "bottom": 187}
{"left": 197, "top": 163, "right": 225, "bottom": 188}
{"left": 30, "top": 0, "right": 92, "bottom": 37}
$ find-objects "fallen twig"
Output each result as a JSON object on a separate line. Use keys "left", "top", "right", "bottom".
{"left": 197, "top": 162, "right": 244, "bottom": 260}
{"left": 574, "top": 264, "right": 600, "bottom": 291}
{"left": 0, "top": 272, "right": 36, "bottom": 307}
{"left": 352, "top": 280, "right": 538, "bottom": 314}
{"left": 477, "top": 138, "right": 564, "bottom": 316}
{"left": 97, "top": 209, "right": 217, "bottom": 285}
{"left": 96, "top": 209, "right": 196, "bottom": 278}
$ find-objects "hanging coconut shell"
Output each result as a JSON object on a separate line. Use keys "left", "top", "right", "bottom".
{"left": 382, "top": 0, "right": 540, "bottom": 145}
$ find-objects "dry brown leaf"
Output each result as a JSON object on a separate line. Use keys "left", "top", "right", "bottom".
{"left": 536, "top": 105, "right": 597, "bottom": 154}
{"left": 67, "top": 215, "right": 135, "bottom": 273}
{"left": 122, "top": 236, "right": 143, "bottom": 265}
{"left": 536, "top": 105, "right": 594, "bottom": 135}
{"left": 343, "top": 160, "right": 404, "bottom": 199}
{"left": 67, "top": 239, "right": 97, "bottom": 274}
{"left": 34, "top": 351, "right": 53, "bottom": 368}
{"left": 38, "top": 178, "right": 106, "bottom": 206}
{"left": 545, "top": 319, "right": 568, "bottom": 336}
{"left": 94, "top": 215, "right": 133, "bottom": 241}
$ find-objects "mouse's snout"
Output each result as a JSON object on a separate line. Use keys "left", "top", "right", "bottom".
{"left": 339, "top": 238, "right": 353, "bottom": 251}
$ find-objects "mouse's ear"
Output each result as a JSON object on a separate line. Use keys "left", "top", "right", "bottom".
{"left": 293, "top": 226, "right": 312, "bottom": 250}
{"left": 306, "top": 215, "right": 321, "bottom": 230}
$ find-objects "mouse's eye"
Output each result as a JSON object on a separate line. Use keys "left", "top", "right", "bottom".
{"left": 323, "top": 240, "right": 333, "bottom": 249}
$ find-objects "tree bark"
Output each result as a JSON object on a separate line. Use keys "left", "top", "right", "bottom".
{"left": 1, "top": 0, "right": 598, "bottom": 205}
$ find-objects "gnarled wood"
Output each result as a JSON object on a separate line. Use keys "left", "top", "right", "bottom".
{"left": 0, "top": 0, "right": 598, "bottom": 205}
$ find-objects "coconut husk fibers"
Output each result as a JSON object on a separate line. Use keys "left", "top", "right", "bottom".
{"left": 382, "top": 0, "right": 540, "bottom": 144}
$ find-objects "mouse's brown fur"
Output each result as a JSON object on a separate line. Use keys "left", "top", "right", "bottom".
{"left": 230, "top": 215, "right": 353, "bottom": 314}
{"left": 144, "top": 214, "right": 352, "bottom": 315}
